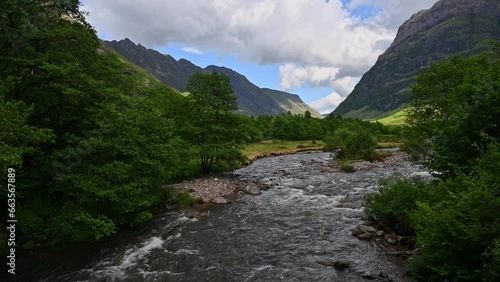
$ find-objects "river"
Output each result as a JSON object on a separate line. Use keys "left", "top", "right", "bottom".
{"left": 18, "top": 151, "right": 430, "bottom": 282}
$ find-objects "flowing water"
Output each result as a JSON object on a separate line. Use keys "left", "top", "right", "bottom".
{"left": 19, "top": 151, "right": 431, "bottom": 282}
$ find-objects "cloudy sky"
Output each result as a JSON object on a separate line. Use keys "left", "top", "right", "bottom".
{"left": 81, "top": 0, "right": 439, "bottom": 114}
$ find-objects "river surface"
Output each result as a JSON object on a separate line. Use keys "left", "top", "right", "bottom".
{"left": 18, "top": 151, "right": 430, "bottom": 282}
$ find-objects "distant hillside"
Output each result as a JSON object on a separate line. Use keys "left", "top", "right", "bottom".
{"left": 333, "top": 0, "right": 500, "bottom": 119}
{"left": 105, "top": 39, "right": 322, "bottom": 118}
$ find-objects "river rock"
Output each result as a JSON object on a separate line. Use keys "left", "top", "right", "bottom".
{"left": 352, "top": 224, "right": 377, "bottom": 235}
{"left": 377, "top": 230, "right": 385, "bottom": 237}
{"left": 244, "top": 184, "right": 261, "bottom": 195}
{"left": 317, "top": 260, "right": 350, "bottom": 270}
{"left": 386, "top": 234, "right": 398, "bottom": 244}
{"left": 185, "top": 211, "right": 208, "bottom": 219}
{"left": 333, "top": 260, "right": 350, "bottom": 270}
{"left": 211, "top": 197, "right": 228, "bottom": 204}
{"left": 357, "top": 232, "right": 374, "bottom": 240}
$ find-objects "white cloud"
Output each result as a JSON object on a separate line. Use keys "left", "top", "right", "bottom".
{"left": 279, "top": 64, "right": 340, "bottom": 90}
{"left": 81, "top": 0, "right": 439, "bottom": 108}
{"left": 279, "top": 64, "right": 359, "bottom": 100}
{"left": 83, "top": 0, "right": 395, "bottom": 67}
{"left": 181, "top": 46, "right": 203, "bottom": 55}
{"left": 310, "top": 91, "right": 346, "bottom": 114}
{"left": 331, "top": 76, "right": 359, "bottom": 97}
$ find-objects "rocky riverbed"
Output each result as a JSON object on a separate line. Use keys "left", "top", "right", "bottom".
{"left": 172, "top": 150, "right": 410, "bottom": 205}
{"left": 169, "top": 176, "right": 268, "bottom": 204}
{"left": 21, "top": 150, "right": 430, "bottom": 282}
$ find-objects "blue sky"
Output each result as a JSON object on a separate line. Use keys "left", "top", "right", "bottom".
{"left": 82, "top": 0, "right": 438, "bottom": 114}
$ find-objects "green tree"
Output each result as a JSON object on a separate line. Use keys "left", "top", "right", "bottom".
{"left": 185, "top": 72, "right": 246, "bottom": 173}
{"left": 1, "top": 0, "right": 197, "bottom": 249}
{"left": 405, "top": 51, "right": 500, "bottom": 176}
{"left": 50, "top": 93, "right": 185, "bottom": 243}
{"left": 365, "top": 44, "right": 500, "bottom": 281}
{"left": 323, "top": 127, "right": 377, "bottom": 160}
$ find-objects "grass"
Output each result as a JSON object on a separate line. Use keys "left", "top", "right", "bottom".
{"left": 376, "top": 109, "right": 408, "bottom": 126}
{"left": 243, "top": 140, "right": 324, "bottom": 160}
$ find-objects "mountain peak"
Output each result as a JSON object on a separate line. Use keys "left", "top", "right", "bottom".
{"left": 105, "top": 39, "right": 322, "bottom": 118}
{"left": 333, "top": 0, "right": 499, "bottom": 119}
{"left": 393, "top": 0, "right": 499, "bottom": 46}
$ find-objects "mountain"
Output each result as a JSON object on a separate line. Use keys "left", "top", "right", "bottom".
{"left": 105, "top": 39, "right": 322, "bottom": 118}
{"left": 333, "top": 0, "right": 500, "bottom": 119}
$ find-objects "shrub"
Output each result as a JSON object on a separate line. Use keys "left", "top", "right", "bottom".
{"left": 365, "top": 174, "right": 431, "bottom": 234}
{"left": 324, "top": 127, "right": 377, "bottom": 161}
{"left": 340, "top": 163, "right": 356, "bottom": 173}
{"left": 407, "top": 144, "right": 500, "bottom": 281}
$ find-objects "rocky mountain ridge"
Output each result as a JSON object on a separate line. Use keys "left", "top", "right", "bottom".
{"left": 105, "top": 39, "right": 322, "bottom": 118}
{"left": 333, "top": 0, "right": 500, "bottom": 119}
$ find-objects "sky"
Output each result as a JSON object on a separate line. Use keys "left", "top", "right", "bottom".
{"left": 80, "top": 0, "right": 439, "bottom": 114}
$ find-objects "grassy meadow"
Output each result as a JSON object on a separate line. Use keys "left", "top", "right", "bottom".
{"left": 243, "top": 140, "right": 324, "bottom": 159}
{"left": 376, "top": 109, "right": 408, "bottom": 125}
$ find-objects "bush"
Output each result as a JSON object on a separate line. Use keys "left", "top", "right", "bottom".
{"left": 340, "top": 163, "right": 356, "bottom": 173}
{"left": 407, "top": 144, "right": 500, "bottom": 281}
{"left": 367, "top": 144, "right": 500, "bottom": 281}
{"left": 365, "top": 174, "right": 431, "bottom": 235}
{"left": 324, "top": 127, "right": 377, "bottom": 161}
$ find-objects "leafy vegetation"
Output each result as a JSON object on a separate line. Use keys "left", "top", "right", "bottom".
{"left": 184, "top": 71, "right": 246, "bottom": 173}
{"left": 365, "top": 44, "right": 500, "bottom": 281}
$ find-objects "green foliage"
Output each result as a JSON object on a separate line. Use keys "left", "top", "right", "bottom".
{"left": 184, "top": 71, "right": 246, "bottom": 173}
{"left": 0, "top": 0, "right": 202, "bottom": 248}
{"left": 323, "top": 127, "right": 377, "bottom": 160}
{"left": 49, "top": 93, "right": 186, "bottom": 243}
{"left": 171, "top": 192, "right": 203, "bottom": 208}
{"left": 0, "top": 98, "right": 54, "bottom": 173}
{"left": 405, "top": 51, "right": 500, "bottom": 176}
{"left": 407, "top": 143, "right": 500, "bottom": 281}
{"left": 366, "top": 148, "right": 500, "bottom": 281}
{"left": 366, "top": 45, "right": 500, "bottom": 281}
{"left": 365, "top": 175, "right": 432, "bottom": 234}
{"left": 50, "top": 209, "right": 116, "bottom": 244}
{"left": 339, "top": 163, "right": 356, "bottom": 173}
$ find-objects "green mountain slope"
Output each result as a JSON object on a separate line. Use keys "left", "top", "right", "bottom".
{"left": 261, "top": 88, "right": 323, "bottom": 118}
{"left": 333, "top": 0, "right": 500, "bottom": 119}
{"left": 105, "top": 39, "right": 322, "bottom": 118}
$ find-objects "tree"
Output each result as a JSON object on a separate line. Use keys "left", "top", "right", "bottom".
{"left": 405, "top": 50, "right": 500, "bottom": 176}
{"left": 0, "top": 0, "right": 198, "bottom": 248}
{"left": 366, "top": 44, "right": 500, "bottom": 281}
{"left": 185, "top": 72, "right": 246, "bottom": 173}
{"left": 323, "top": 127, "right": 377, "bottom": 160}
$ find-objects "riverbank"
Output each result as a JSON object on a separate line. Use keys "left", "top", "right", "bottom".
{"left": 169, "top": 176, "right": 269, "bottom": 204}
{"left": 166, "top": 141, "right": 325, "bottom": 204}
{"left": 170, "top": 149, "right": 409, "bottom": 206}
{"left": 317, "top": 151, "right": 409, "bottom": 172}
{"left": 243, "top": 140, "right": 324, "bottom": 163}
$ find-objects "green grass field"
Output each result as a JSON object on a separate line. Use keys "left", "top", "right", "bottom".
{"left": 243, "top": 140, "right": 324, "bottom": 159}
{"left": 376, "top": 109, "right": 408, "bottom": 125}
